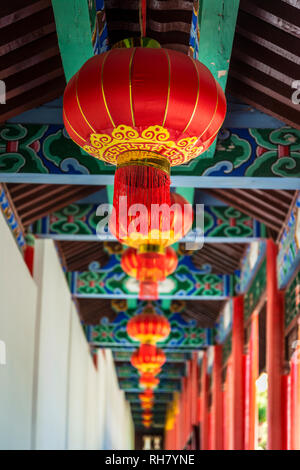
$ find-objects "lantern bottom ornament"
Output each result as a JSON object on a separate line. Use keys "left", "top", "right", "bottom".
{"left": 112, "top": 151, "right": 171, "bottom": 248}
{"left": 139, "top": 281, "right": 158, "bottom": 300}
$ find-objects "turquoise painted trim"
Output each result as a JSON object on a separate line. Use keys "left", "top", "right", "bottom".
{"left": 52, "top": 0, "right": 94, "bottom": 82}
{"left": 106, "top": 185, "right": 114, "bottom": 205}
{"left": 1, "top": 173, "right": 299, "bottom": 189}
{"left": 175, "top": 187, "right": 195, "bottom": 205}
{"left": 75, "top": 294, "right": 228, "bottom": 300}
{"left": 127, "top": 299, "right": 137, "bottom": 309}
{"left": 35, "top": 233, "right": 264, "bottom": 243}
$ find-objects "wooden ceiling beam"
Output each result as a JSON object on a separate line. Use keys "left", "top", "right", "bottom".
{"left": 0, "top": 34, "right": 60, "bottom": 79}
{"left": 21, "top": 187, "right": 99, "bottom": 225}
{"left": 0, "top": 10, "right": 56, "bottom": 56}
{"left": 0, "top": 0, "right": 50, "bottom": 28}
{"left": 207, "top": 189, "right": 283, "bottom": 232}
{"left": 230, "top": 188, "right": 287, "bottom": 218}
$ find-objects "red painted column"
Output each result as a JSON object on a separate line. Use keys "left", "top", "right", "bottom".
{"left": 281, "top": 373, "right": 289, "bottom": 450}
{"left": 200, "top": 352, "right": 209, "bottom": 450}
{"left": 211, "top": 344, "right": 223, "bottom": 449}
{"left": 245, "top": 310, "right": 259, "bottom": 449}
{"left": 24, "top": 234, "right": 35, "bottom": 276}
{"left": 266, "top": 239, "right": 284, "bottom": 450}
{"left": 231, "top": 296, "right": 245, "bottom": 449}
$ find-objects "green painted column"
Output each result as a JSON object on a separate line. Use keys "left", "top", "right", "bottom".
{"left": 52, "top": 0, "right": 94, "bottom": 82}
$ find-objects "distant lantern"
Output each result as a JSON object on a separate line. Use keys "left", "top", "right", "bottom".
{"left": 131, "top": 344, "right": 166, "bottom": 375}
{"left": 127, "top": 304, "right": 171, "bottom": 345}
{"left": 121, "top": 245, "right": 178, "bottom": 300}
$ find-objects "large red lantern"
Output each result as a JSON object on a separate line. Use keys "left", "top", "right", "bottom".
{"left": 63, "top": 47, "right": 225, "bottom": 245}
{"left": 131, "top": 344, "right": 166, "bottom": 375}
{"left": 110, "top": 192, "right": 193, "bottom": 250}
{"left": 139, "top": 372, "right": 159, "bottom": 390}
{"left": 127, "top": 304, "right": 171, "bottom": 345}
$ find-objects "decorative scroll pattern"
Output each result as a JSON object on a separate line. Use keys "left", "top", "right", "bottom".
{"left": 126, "top": 392, "right": 174, "bottom": 403}
{"left": 0, "top": 184, "right": 25, "bottom": 249}
{"left": 244, "top": 258, "right": 267, "bottom": 321}
{"left": 222, "top": 331, "right": 232, "bottom": 366}
{"left": 1, "top": 124, "right": 299, "bottom": 177}
{"left": 116, "top": 363, "right": 185, "bottom": 379}
{"left": 119, "top": 377, "right": 181, "bottom": 393}
{"left": 71, "top": 253, "right": 231, "bottom": 299}
{"left": 215, "top": 300, "right": 233, "bottom": 344}
{"left": 32, "top": 203, "right": 263, "bottom": 240}
{"left": 89, "top": 0, "right": 109, "bottom": 54}
{"left": 239, "top": 242, "right": 267, "bottom": 294}
{"left": 84, "top": 125, "right": 204, "bottom": 166}
{"left": 189, "top": 0, "right": 200, "bottom": 59}
{"left": 285, "top": 271, "right": 300, "bottom": 329}
{"left": 86, "top": 302, "right": 210, "bottom": 350}
{"left": 113, "top": 350, "right": 191, "bottom": 363}
{"left": 277, "top": 193, "right": 300, "bottom": 289}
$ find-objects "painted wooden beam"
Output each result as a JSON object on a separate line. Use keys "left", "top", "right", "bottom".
{"left": 51, "top": 0, "right": 94, "bottom": 82}
{"left": 31, "top": 202, "right": 266, "bottom": 242}
{"left": 0, "top": 124, "right": 299, "bottom": 187}
{"left": 198, "top": 0, "right": 240, "bottom": 91}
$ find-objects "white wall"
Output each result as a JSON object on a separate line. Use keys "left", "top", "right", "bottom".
{"left": 67, "top": 302, "right": 89, "bottom": 449}
{"left": 33, "top": 240, "right": 72, "bottom": 450}
{"left": 0, "top": 211, "right": 37, "bottom": 450}
{"left": 0, "top": 223, "right": 134, "bottom": 450}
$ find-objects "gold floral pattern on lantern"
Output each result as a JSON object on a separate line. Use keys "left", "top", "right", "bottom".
{"left": 83, "top": 125, "right": 204, "bottom": 166}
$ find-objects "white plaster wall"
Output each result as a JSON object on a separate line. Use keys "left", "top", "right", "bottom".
{"left": 33, "top": 240, "right": 71, "bottom": 450}
{"left": 66, "top": 302, "right": 89, "bottom": 450}
{"left": 85, "top": 355, "right": 99, "bottom": 450}
{"left": 0, "top": 225, "right": 133, "bottom": 450}
{"left": 0, "top": 211, "right": 37, "bottom": 450}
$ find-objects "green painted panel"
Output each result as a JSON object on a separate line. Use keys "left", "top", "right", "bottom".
{"left": 52, "top": 0, "right": 94, "bottom": 81}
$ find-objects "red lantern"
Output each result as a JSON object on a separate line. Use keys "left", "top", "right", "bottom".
{"left": 143, "top": 421, "right": 152, "bottom": 428}
{"left": 131, "top": 344, "right": 166, "bottom": 375}
{"left": 141, "top": 401, "right": 153, "bottom": 411}
{"left": 63, "top": 47, "right": 225, "bottom": 246}
{"left": 142, "top": 411, "right": 153, "bottom": 421}
{"left": 139, "top": 372, "right": 159, "bottom": 390}
{"left": 139, "top": 389, "right": 154, "bottom": 403}
{"left": 122, "top": 245, "right": 178, "bottom": 299}
{"left": 110, "top": 192, "right": 193, "bottom": 249}
{"left": 122, "top": 246, "right": 178, "bottom": 282}
{"left": 127, "top": 304, "right": 171, "bottom": 345}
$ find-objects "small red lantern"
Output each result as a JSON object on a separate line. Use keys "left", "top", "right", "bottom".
{"left": 122, "top": 246, "right": 178, "bottom": 282}
{"left": 143, "top": 421, "right": 152, "bottom": 428}
{"left": 139, "top": 389, "right": 154, "bottom": 403}
{"left": 122, "top": 245, "right": 178, "bottom": 300}
{"left": 127, "top": 304, "right": 171, "bottom": 345}
{"left": 139, "top": 372, "right": 159, "bottom": 390}
{"left": 131, "top": 344, "right": 166, "bottom": 375}
{"left": 142, "top": 411, "right": 153, "bottom": 421}
{"left": 141, "top": 401, "right": 153, "bottom": 411}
